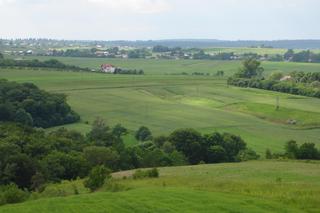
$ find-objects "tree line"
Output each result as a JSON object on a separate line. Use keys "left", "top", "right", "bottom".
{"left": 284, "top": 49, "right": 320, "bottom": 63}
{"left": 0, "top": 117, "right": 257, "bottom": 204}
{"left": 0, "top": 79, "right": 80, "bottom": 128}
{"left": 266, "top": 140, "right": 319, "bottom": 160}
{"left": 0, "top": 58, "right": 90, "bottom": 71}
{"left": 227, "top": 59, "right": 320, "bottom": 98}
{"left": 114, "top": 68, "right": 144, "bottom": 75}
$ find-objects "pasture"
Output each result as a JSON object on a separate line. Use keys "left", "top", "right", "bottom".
{"left": 23, "top": 56, "right": 320, "bottom": 76}
{"left": 0, "top": 161, "right": 319, "bottom": 213}
{"left": 1, "top": 58, "right": 320, "bottom": 154}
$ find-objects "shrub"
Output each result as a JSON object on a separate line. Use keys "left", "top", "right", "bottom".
{"left": 84, "top": 166, "right": 111, "bottom": 192}
{"left": 237, "top": 148, "right": 260, "bottom": 161}
{"left": 133, "top": 168, "right": 159, "bottom": 179}
{"left": 297, "top": 143, "right": 319, "bottom": 160}
{"left": 0, "top": 184, "right": 29, "bottom": 205}
{"left": 265, "top": 149, "right": 272, "bottom": 159}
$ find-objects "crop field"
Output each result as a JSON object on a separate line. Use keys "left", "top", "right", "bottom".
{"left": 1, "top": 58, "right": 320, "bottom": 154}
{"left": 23, "top": 56, "right": 320, "bottom": 76}
{"left": 204, "top": 47, "right": 289, "bottom": 55}
{"left": 0, "top": 161, "right": 319, "bottom": 213}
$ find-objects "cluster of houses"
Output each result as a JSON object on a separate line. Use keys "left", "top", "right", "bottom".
{"left": 95, "top": 51, "right": 128, "bottom": 59}
{"left": 3, "top": 50, "right": 33, "bottom": 56}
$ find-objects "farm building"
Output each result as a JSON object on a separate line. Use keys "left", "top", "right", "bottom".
{"left": 280, "top": 75, "right": 292, "bottom": 81}
{"left": 101, "top": 64, "right": 116, "bottom": 73}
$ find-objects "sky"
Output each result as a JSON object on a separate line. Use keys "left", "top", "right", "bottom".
{"left": 0, "top": 0, "right": 319, "bottom": 40}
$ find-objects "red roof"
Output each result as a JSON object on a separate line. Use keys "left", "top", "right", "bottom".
{"left": 101, "top": 64, "right": 114, "bottom": 68}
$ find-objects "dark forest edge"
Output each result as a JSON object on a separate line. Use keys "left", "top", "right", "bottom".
{"left": 0, "top": 79, "right": 80, "bottom": 128}
{"left": 228, "top": 58, "right": 320, "bottom": 98}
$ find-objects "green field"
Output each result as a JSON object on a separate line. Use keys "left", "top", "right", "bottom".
{"left": 1, "top": 58, "right": 320, "bottom": 213}
{"left": 204, "top": 47, "right": 289, "bottom": 55}
{"left": 23, "top": 56, "right": 320, "bottom": 76}
{"left": 1, "top": 58, "right": 320, "bottom": 154}
{"left": 0, "top": 161, "right": 319, "bottom": 213}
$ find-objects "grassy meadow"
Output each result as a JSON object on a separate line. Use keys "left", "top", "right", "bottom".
{"left": 23, "top": 56, "right": 320, "bottom": 76}
{"left": 0, "top": 161, "right": 319, "bottom": 213}
{"left": 1, "top": 57, "right": 320, "bottom": 154}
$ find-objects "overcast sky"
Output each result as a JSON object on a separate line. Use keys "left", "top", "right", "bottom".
{"left": 0, "top": 0, "right": 319, "bottom": 40}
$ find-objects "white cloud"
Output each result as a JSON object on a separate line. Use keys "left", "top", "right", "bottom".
{"left": 87, "top": 0, "right": 172, "bottom": 14}
{"left": 0, "top": 0, "right": 15, "bottom": 5}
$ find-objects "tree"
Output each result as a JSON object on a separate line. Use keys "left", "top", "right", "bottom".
{"left": 153, "top": 135, "right": 168, "bottom": 148}
{"left": 135, "top": 126, "right": 152, "bottom": 141}
{"left": 284, "top": 49, "right": 294, "bottom": 61}
{"left": 162, "top": 141, "right": 175, "bottom": 153}
{"left": 83, "top": 146, "right": 119, "bottom": 170}
{"left": 207, "top": 145, "right": 226, "bottom": 163}
{"left": 221, "top": 133, "right": 247, "bottom": 161}
{"left": 112, "top": 124, "right": 128, "bottom": 138}
{"left": 14, "top": 108, "right": 33, "bottom": 126}
{"left": 265, "top": 149, "right": 272, "bottom": 159}
{"left": 169, "top": 129, "right": 204, "bottom": 164}
{"left": 235, "top": 58, "right": 264, "bottom": 78}
{"left": 4, "top": 154, "right": 36, "bottom": 189}
{"left": 84, "top": 165, "right": 111, "bottom": 192}
{"left": 87, "top": 117, "right": 118, "bottom": 147}
{"left": 297, "top": 143, "right": 319, "bottom": 159}
{"left": 285, "top": 140, "right": 299, "bottom": 159}
{"left": 0, "top": 79, "right": 80, "bottom": 128}
{"left": 237, "top": 148, "right": 260, "bottom": 161}
{"left": 42, "top": 151, "right": 89, "bottom": 182}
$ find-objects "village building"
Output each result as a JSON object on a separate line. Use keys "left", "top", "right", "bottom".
{"left": 280, "top": 75, "right": 292, "bottom": 81}
{"left": 101, "top": 64, "right": 116, "bottom": 73}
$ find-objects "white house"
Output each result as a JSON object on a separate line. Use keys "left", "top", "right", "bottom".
{"left": 101, "top": 64, "right": 116, "bottom": 73}
{"left": 280, "top": 75, "right": 292, "bottom": 81}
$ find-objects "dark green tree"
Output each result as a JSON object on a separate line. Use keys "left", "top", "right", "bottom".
{"left": 285, "top": 140, "right": 299, "bottom": 159}
{"left": 112, "top": 124, "right": 128, "bottom": 138}
{"left": 235, "top": 58, "right": 264, "bottom": 78}
{"left": 83, "top": 146, "right": 120, "bottom": 170}
{"left": 135, "top": 126, "right": 152, "bottom": 141}
{"left": 297, "top": 143, "right": 319, "bottom": 159}
{"left": 207, "top": 145, "right": 226, "bottom": 163}
{"left": 14, "top": 108, "right": 33, "bottom": 126}
{"left": 169, "top": 129, "right": 204, "bottom": 164}
{"left": 84, "top": 165, "right": 111, "bottom": 192}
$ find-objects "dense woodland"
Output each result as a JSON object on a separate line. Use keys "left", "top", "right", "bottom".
{"left": 228, "top": 58, "right": 320, "bottom": 98}
{"left": 0, "top": 79, "right": 80, "bottom": 127}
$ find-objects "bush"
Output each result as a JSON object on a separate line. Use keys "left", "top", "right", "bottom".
{"left": 84, "top": 166, "right": 111, "bottom": 192}
{"left": 132, "top": 168, "right": 159, "bottom": 179}
{"left": 135, "top": 126, "right": 152, "bottom": 141}
{"left": 0, "top": 184, "right": 29, "bottom": 205}
{"left": 237, "top": 148, "right": 260, "bottom": 161}
{"left": 297, "top": 143, "right": 319, "bottom": 160}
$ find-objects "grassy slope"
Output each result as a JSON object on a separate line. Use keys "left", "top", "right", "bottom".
{"left": 0, "top": 161, "right": 319, "bottom": 213}
{"left": 1, "top": 64, "right": 320, "bottom": 153}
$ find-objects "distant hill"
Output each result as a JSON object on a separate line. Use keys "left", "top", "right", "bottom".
{"left": 104, "top": 39, "right": 320, "bottom": 49}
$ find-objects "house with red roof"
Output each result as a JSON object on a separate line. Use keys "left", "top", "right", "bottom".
{"left": 101, "top": 64, "right": 116, "bottom": 73}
